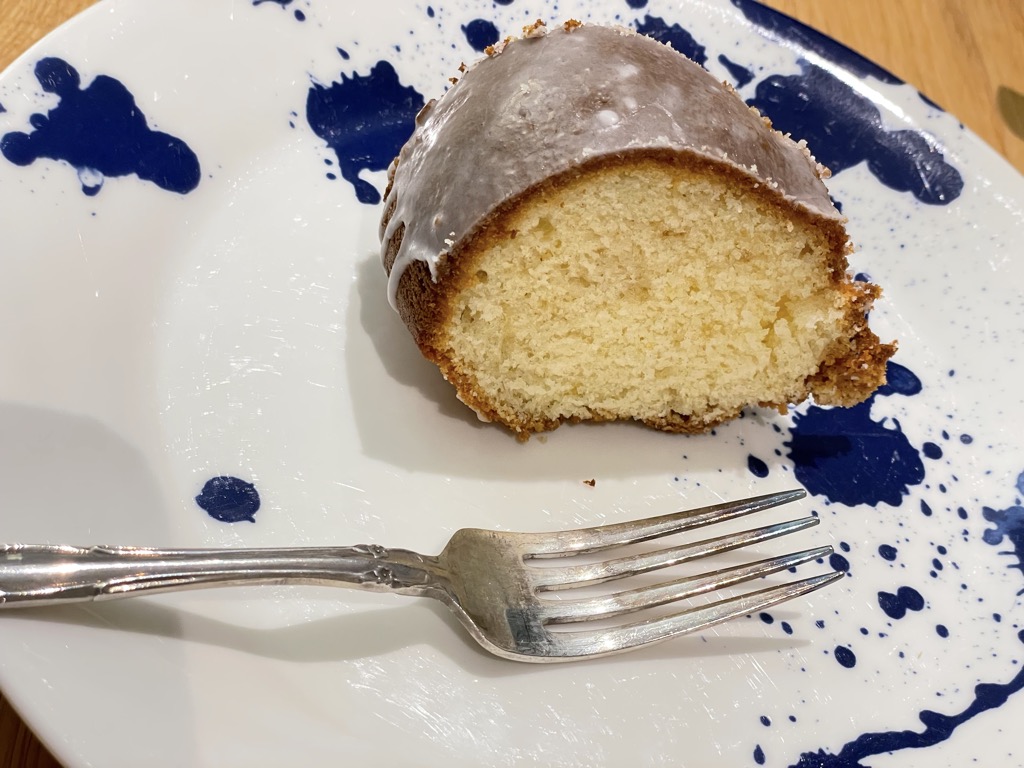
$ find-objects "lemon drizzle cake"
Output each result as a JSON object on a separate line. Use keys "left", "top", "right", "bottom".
{"left": 380, "top": 21, "right": 895, "bottom": 439}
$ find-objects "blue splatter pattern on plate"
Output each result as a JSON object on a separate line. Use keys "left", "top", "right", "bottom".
{"left": 0, "top": 57, "right": 200, "bottom": 196}
{"left": 1, "top": 1, "right": 1021, "bottom": 766}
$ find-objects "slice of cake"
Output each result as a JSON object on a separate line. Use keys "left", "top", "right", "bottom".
{"left": 380, "top": 20, "right": 895, "bottom": 439}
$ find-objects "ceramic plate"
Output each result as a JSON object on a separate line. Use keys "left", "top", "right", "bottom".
{"left": 1, "top": 0, "right": 1022, "bottom": 765}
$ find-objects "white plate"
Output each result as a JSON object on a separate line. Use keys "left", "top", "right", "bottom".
{"left": 1, "top": 1, "right": 1023, "bottom": 766}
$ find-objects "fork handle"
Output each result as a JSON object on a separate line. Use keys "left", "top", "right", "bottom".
{"left": 0, "top": 543, "right": 441, "bottom": 607}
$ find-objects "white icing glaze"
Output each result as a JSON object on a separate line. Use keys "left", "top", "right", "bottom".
{"left": 380, "top": 22, "right": 842, "bottom": 307}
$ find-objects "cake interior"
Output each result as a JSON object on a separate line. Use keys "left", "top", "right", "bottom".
{"left": 433, "top": 157, "right": 862, "bottom": 433}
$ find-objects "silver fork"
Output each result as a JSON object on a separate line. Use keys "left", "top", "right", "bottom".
{"left": 0, "top": 489, "right": 841, "bottom": 662}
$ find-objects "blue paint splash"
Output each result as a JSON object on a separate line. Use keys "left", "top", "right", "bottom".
{"left": 747, "top": 454, "right": 769, "bottom": 478}
{"left": 785, "top": 362, "right": 925, "bottom": 507}
{"left": 730, "top": 0, "right": 963, "bottom": 204}
{"left": 747, "top": 64, "right": 962, "bottom": 205}
{"left": 982, "top": 479, "right": 1024, "bottom": 590}
{"left": 878, "top": 586, "right": 924, "bottom": 619}
{"left": 634, "top": 15, "right": 707, "bottom": 67}
{"left": 834, "top": 646, "right": 856, "bottom": 668}
{"left": 0, "top": 58, "right": 200, "bottom": 196}
{"left": 790, "top": 630, "right": 1024, "bottom": 767}
{"left": 718, "top": 54, "right": 754, "bottom": 88}
{"left": 252, "top": 0, "right": 305, "bottom": 18}
{"left": 829, "top": 553, "right": 850, "bottom": 573}
{"left": 878, "top": 544, "right": 898, "bottom": 561}
{"left": 462, "top": 19, "right": 500, "bottom": 52}
{"left": 196, "top": 476, "right": 261, "bottom": 523}
{"left": 306, "top": 61, "right": 425, "bottom": 205}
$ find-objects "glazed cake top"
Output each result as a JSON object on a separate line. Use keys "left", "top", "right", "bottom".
{"left": 380, "top": 21, "right": 842, "bottom": 303}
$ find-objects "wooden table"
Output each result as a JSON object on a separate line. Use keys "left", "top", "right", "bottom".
{"left": 1, "top": 2, "right": 1022, "bottom": 766}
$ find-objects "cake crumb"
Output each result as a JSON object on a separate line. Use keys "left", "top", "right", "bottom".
{"left": 523, "top": 20, "right": 548, "bottom": 38}
{"left": 485, "top": 36, "right": 514, "bottom": 56}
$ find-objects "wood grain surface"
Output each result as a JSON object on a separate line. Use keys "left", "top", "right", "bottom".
{"left": 0, "top": 1, "right": 1022, "bottom": 767}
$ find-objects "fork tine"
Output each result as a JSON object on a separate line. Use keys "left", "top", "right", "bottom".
{"left": 532, "top": 515, "right": 819, "bottom": 590}
{"left": 539, "top": 545, "right": 832, "bottom": 624}
{"left": 525, "top": 489, "right": 806, "bottom": 558}
{"left": 549, "top": 570, "right": 845, "bottom": 659}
